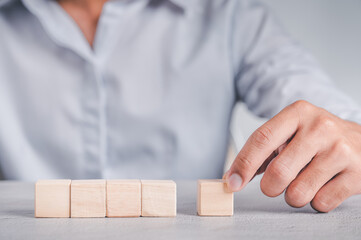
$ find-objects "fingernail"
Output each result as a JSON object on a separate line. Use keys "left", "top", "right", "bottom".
{"left": 228, "top": 173, "right": 243, "bottom": 191}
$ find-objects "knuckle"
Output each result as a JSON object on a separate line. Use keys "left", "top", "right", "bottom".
{"left": 251, "top": 126, "right": 273, "bottom": 148}
{"left": 332, "top": 138, "right": 352, "bottom": 157}
{"left": 285, "top": 185, "right": 308, "bottom": 208}
{"left": 235, "top": 153, "right": 253, "bottom": 172}
{"left": 313, "top": 115, "right": 337, "bottom": 134}
{"left": 305, "top": 168, "right": 326, "bottom": 185}
{"left": 291, "top": 100, "right": 313, "bottom": 114}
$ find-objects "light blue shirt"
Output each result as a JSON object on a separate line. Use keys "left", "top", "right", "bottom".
{"left": 0, "top": 0, "right": 360, "bottom": 180}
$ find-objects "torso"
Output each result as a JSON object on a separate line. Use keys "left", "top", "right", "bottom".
{"left": 0, "top": 0, "right": 240, "bottom": 180}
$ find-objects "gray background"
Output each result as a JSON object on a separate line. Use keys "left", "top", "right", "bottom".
{"left": 232, "top": 0, "right": 361, "bottom": 145}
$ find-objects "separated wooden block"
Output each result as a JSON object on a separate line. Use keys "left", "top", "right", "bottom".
{"left": 197, "top": 179, "right": 233, "bottom": 216}
{"left": 71, "top": 180, "right": 106, "bottom": 218}
{"left": 106, "top": 179, "right": 141, "bottom": 217}
{"left": 141, "top": 180, "right": 176, "bottom": 217}
{"left": 35, "top": 179, "right": 71, "bottom": 218}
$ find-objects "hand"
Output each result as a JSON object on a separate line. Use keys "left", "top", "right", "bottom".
{"left": 223, "top": 100, "right": 361, "bottom": 212}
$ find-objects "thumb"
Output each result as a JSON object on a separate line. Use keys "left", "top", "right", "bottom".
{"left": 222, "top": 167, "right": 244, "bottom": 192}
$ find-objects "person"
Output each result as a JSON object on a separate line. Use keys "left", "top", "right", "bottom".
{"left": 1, "top": 0, "right": 361, "bottom": 213}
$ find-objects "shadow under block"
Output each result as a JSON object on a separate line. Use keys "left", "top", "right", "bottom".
{"left": 71, "top": 180, "right": 106, "bottom": 218}
{"left": 106, "top": 180, "right": 141, "bottom": 217}
{"left": 141, "top": 180, "right": 176, "bottom": 217}
{"left": 35, "top": 179, "right": 71, "bottom": 218}
{"left": 197, "top": 179, "right": 234, "bottom": 216}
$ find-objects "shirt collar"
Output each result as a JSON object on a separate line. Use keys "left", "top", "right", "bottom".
{"left": 167, "top": 0, "right": 202, "bottom": 17}
{"left": 0, "top": 0, "right": 197, "bottom": 8}
{"left": 0, "top": 0, "right": 201, "bottom": 14}
{"left": 168, "top": 0, "right": 196, "bottom": 11}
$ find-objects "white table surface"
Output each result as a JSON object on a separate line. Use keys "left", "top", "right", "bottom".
{"left": 0, "top": 179, "right": 360, "bottom": 239}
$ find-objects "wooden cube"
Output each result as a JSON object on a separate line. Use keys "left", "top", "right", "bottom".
{"left": 71, "top": 180, "right": 106, "bottom": 218}
{"left": 106, "top": 179, "right": 141, "bottom": 217}
{"left": 141, "top": 180, "right": 176, "bottom": 217}
{"left": 197, "top": 179, "right": 233, "bottom": 216}
{"left": 35, "top": 179, "right": 71, "bottom": 218}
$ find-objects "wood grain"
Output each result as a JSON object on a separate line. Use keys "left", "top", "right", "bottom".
{"left": 197, "top": 179, "right": 233, "bottom": 216}
{"left": 141, "top": 180, "right": 176, "bottom": 217}
{"left": 106, "top": 179, "right": 141, "bottom": 217}
{"left": 35, "top": 179, "right": 71, "bottom": 218}
{"left": 71, "top": 180, "right": 106, "bottom": 218}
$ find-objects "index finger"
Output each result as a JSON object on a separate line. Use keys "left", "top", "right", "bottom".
{"left": 224, "top": 103, "right": 301, "bottom": 192}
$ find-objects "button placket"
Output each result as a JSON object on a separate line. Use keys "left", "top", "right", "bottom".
{"left": 81, "top": 62, "right": 103, "bottom": 178}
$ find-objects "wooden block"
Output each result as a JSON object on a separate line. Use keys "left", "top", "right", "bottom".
{"left": 141, "top": 180, "right": 176, "bottom": 217}
{"left": 106, "top": 179, "right": 141, "bottom": 217}
{"left": 197, "top": 179, "right": 233, "bottom": 216}
{"left": 71, "top": 180, "right": 106, "bottom": 218}
{"left": 35, "top": 179, "right": 71, "bottom": 218}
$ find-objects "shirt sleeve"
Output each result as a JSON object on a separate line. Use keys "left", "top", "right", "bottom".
{"left": 232, "top": 0, "right": 361, "bottom": 124}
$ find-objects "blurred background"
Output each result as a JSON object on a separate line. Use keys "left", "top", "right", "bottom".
{"left": 230, "top": 0, "right": 361, "bottom": 155}
{"left": 1, "top": 0, "right": 361, "bottom": 179}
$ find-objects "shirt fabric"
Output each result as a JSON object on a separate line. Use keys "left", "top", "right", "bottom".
{"left": 0, "top": 0, "right": 360, "bottom": 180}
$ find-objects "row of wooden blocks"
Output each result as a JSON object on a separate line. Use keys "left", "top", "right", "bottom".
{"left": 35, "top": 179, "right": 233, "bottom": 218}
